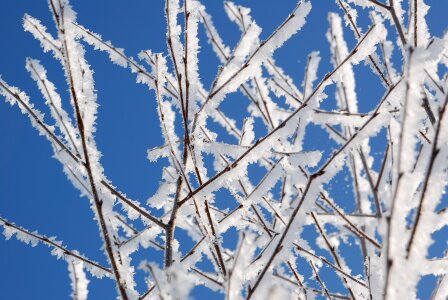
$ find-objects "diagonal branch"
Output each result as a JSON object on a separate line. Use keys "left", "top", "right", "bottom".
{"left": 0, "top": 216, "right": 111, "bottom": 276}
{"left": 49, "top": 1, "right": 128, "bottom": 297}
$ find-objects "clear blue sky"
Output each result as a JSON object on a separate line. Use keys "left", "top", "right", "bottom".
{"left": 0, "top": 1, "right": 446, "bottom": 299}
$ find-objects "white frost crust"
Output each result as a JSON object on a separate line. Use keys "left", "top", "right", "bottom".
{"left": 68, "top": 261, "right": 90, "bottom": 300}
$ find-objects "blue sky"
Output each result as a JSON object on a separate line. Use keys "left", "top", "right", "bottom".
{"left": 0, "top": 1, "right": 447, "bottom": 299}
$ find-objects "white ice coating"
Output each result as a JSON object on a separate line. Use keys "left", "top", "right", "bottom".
{"left": 1, "top": 0, "right": 447, "bottom": 299}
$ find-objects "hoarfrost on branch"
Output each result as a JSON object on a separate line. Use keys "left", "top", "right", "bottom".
{"left": 1, "top": 0, "right": 447, "bottom": 299}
